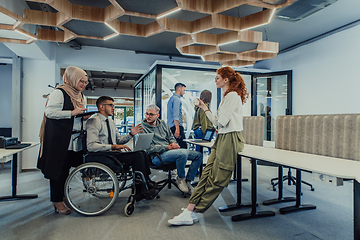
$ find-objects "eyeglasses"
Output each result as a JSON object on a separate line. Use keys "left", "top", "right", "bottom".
{"left": 79, "top": 80, "right": 88, "bottom": 85}
{"left": 102, "top": 104, "right": 115, "bottom": 108}
{"left": 145, "top": 112, "right": 157, "bottom": 116}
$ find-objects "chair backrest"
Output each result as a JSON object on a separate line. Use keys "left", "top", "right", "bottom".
{"left": 242, "top": 116, "right": 264, "bottom": 146}
{"left": 275, "top": 114, "right": 360, "bottom": 161}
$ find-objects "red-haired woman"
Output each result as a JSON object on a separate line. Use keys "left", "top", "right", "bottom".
{"left": 168, "top": 66, "right": 248, "bottom": 226}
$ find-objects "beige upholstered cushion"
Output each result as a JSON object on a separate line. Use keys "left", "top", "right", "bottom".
{"left": 276, "top": 114, "right": 360, "bottom": 161}
{"left": 242, "top": 116, "right": 264, "bottom": 146}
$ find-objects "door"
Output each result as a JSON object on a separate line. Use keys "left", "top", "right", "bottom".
{"left": 253, "top": 71, "right": 292, "bottom": 142}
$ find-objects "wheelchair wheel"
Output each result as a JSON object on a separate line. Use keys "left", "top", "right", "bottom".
{"left": 65, "top": 162, "right": 119, "bottom": 216}
{"left": 124, "top": 202, "right": 135, "bottom": 216}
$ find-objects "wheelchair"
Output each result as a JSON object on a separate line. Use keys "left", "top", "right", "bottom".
{"left": 64, "top": 113, "right": 150, "bottom": 216}
{"left": 64, "top": 152, "right": 151, "bottom": 216}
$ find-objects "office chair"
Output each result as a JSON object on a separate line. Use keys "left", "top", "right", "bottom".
{"left": 149, "top": 153, "right": 186, "bottom": 196}
{"left": 271, "top": 167, "right": 315, "bottom": 191}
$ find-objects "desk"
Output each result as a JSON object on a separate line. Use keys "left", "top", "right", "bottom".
{"left": 229, "top": 145, "right": 360, "bottom": 240}
{"left": 0, "top": 142, "right": 40, "bottom": 201}
{"left": 184, "top": 139, "right": 213, "bottom": 177}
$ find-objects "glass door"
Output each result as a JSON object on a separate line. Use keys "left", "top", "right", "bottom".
{"left": 253, "top": 71, "right": 292, "bottom": 142}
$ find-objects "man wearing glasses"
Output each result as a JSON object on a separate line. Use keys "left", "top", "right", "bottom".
{"left": 141, "top": 104, "right": 203, "bottom": 194}
{"left": 86, "top": 96, "right": 158, "bottom": 201}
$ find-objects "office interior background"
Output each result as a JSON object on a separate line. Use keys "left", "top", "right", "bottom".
{"left": 0, "top": 0, "right": 359, "bottom": 239}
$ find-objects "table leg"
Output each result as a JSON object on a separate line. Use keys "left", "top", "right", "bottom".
{"left": 0, "top": 153, "right": 38, "bottom": 201}
{"left": 263, "top": 165, "right": 296, "bottom": 205}
{"left": 219, "top": 155, "right": 252, "bottom": 212}
{"left": 231, "top": 159, "right": 275, "bottom": 221}
{"left": 354, "top": 180, "right": 360, "bottom": 240}
{"left": 279, "top": 169, "right": 316, "bottom": 214}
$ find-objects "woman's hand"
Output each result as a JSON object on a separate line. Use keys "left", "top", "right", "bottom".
{"left": 197, "top": 99, "right": 209, "bottom": 111}
{"left": 71, "top": 107, "right": 87, "bottom": 116}
{"left": 130, "top": 123, "right": 143, "bottom": 136}
{"left": 112, "top": 144, "right": 131, "bottom": 152}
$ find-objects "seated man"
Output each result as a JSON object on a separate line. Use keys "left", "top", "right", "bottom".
{"left": 86, "top": 96, "right": 157, "bottom": 201}
{"left": 141, "top": 104, "right": 203, "bottom": 194}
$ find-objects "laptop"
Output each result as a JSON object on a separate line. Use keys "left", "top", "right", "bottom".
{"left": 5, "top": 143, "right": 31, "bottom": 149}
{"left": 133, "top": 133, "right": 154, "bottom": 151}
{"left": 190, "top": 129, "right": 215, "bottom": 143}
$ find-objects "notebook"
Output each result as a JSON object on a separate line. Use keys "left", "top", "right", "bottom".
{"left": 191, "top": 129, "right": 215, "bottom": 143}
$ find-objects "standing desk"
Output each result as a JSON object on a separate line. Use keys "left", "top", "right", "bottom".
{"left": 0, "top": 142, "right": 40, "bottom": 201}
{"left": 226, "top": 145, "right": 360, "bottom": 240}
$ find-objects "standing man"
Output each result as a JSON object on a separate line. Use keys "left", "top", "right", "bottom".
{"left": 167, "top": 83, "right": 187, "bottom": 148}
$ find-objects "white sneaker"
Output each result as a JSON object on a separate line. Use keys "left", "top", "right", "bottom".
{"left": 168, "top": 208, "right": 194, "bottom": 226}
{"left": 191, "top": 210, "right": 199, "bottom": 223}
{"left": 176, "top": 177, "right": 189, "bottom": 193}
{"left": 186, "top": 181, "right": 194, "bottom": 194}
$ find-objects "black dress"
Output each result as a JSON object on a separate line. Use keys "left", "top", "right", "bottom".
{"left": 37, "top": 88, "right": 77, "bottom": 180}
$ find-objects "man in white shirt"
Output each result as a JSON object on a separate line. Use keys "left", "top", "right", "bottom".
{"left": 86, "top": 96, "right": 158, "bottom": 201}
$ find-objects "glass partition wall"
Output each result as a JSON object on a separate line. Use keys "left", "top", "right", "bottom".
{"left": 134, "top": 63, "right": 292, "bottom": 142}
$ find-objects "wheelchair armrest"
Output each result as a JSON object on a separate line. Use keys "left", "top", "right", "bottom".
{"left": 86, "top": 151, "right": 125, "bottom": 173}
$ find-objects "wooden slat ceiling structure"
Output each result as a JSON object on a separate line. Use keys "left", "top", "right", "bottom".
{"left": 0, "top": 0, "right": 296, "bottom": 67}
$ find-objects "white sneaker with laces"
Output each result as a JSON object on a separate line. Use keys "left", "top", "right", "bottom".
{"left": 168, "top": 208, "right": 194, "bottom": 226}
{"left": 176, "top": 177, "right": 189, "bottom": 193}
{"left": 186, "top": 181, "right": 194, "bottom": 194}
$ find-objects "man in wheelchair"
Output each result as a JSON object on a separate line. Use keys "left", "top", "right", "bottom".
{"left": 86, "top": 96, "right": 158, "bottom": 201}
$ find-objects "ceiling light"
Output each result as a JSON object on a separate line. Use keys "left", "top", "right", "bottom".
{"left": 104, "top": 33, "right": 119, "bottom": 40}
{"left": 268, "top": 9, "right": 276, "bottom": 23}
{"left": 240, "top": 9, "right": 276, "bottom": 32}
{"left": 157, "top": 7, "right": 181, "bottom": 19}
{"left": 257, "top": 49, "right": 277, "bottom": 53}
{"left": 14, "top": 29, "right": 37, "bottom": 40}
{"left": 104, "top": 22, "right": 119, "bottom": 34}
{"left": 218, "top": 40, "right": 238, "bottom": 46}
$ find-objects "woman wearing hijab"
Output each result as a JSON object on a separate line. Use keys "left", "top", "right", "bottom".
{"left": 38, "top": 66, "right": 89, "bottom": 215}
{"left": 168, "top": 66, "right": 248, "bottom": 226}
{"left": 192, "top": 90, "right": 215, "bottom": 152}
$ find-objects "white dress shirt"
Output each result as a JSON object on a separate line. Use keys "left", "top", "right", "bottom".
{"left": 86, "top": 113, "right": 132, "bottom": 152}
{"left": 205, "top": 92, "right": 243, "bottom": 134}
{"left": 45, "top": 89, "right": 87, "bottom": 151}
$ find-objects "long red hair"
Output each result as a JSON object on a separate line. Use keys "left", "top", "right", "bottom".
{"left": 217, "top": 67, "right": 249, "bottom": 104}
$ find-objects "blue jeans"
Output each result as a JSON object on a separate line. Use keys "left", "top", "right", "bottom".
{"left": 194, "top": 128, "right": 211, "bottom": 153}
{"left": 152, "top": 149, "right": 203, "bottom": 181}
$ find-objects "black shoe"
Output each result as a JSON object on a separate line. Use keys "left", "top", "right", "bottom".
{"left": 147, "top": 180, "right": 159, "bottom": 189}
{"left": 144, "top": 188, "right": 159, "bottom": 200}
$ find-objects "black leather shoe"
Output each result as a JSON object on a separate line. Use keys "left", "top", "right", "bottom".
{"left": 144, "top": 188, "right": 159, "bottom": 200}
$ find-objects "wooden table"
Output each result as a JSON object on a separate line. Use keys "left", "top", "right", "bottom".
{"left": 0, "top": 142, "right": 40, "bottom": 201}
{"left": 228, "top": 145, "right": 360, "bottom": 240}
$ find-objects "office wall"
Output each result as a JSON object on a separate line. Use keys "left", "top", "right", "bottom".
{"left": 0, "top": 64, "right": 12, "bottom": 128}
{"left": 0, "top": 43, "right": 13, "bottom": 58}
{"left": 255, "top": 24, "right": 360, "bottom": 115}
{"left": 21, "top": 59, "right": 58, "bottom": 169}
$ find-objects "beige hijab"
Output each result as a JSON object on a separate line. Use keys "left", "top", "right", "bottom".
{"left": 39, "top": 66, "right": 87, "bottom": 157}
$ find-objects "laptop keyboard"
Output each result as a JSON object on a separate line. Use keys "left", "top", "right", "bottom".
{"left": 5, "top": 143, "right": 31, "bottom": 149}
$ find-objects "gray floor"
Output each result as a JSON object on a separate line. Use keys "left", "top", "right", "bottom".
{"left": 0, "top": 158, "right": 353, "bottom": 240}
